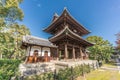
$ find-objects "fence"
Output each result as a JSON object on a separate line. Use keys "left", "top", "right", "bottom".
{"left": 24, "top": 63, "right": 98, "bottom": 80}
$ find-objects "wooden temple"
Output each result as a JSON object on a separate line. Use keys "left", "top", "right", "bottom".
{"left": 44, "top": 8, "right": 93, "bottom": 60}
{"left": 21, "top": 8, "right": 93, "bottom": 63}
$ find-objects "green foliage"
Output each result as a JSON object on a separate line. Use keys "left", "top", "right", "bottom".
{"left": 86, "top": 36, "right": 113, "bottom": 62}
{"left": 0, "top": 0, "right": 30, "bottom": 59}
{"left": 115, "top": 32, "right": 120, "bottom": 50}
{"left": 0, "top": 59, "right": 21, "bottom": 80}
{"left": 0, "top": 0, "right": 24, "bottom": 21}
{"left": 58, "top": 68, "right": 72, "bottom": 80}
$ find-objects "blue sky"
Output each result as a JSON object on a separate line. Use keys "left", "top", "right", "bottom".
{"left": 19, "top": 0, "right": 120, "bottom": 46}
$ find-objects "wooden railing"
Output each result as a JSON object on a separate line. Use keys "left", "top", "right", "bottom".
{"left": 26, "top": 56, "right": 51, "bottom": 63}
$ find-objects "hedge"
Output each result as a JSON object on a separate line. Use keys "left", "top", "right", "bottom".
{"left": 0, "top": 59, "right": 21, "bottom": 80}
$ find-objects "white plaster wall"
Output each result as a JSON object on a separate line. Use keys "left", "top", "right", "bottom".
{"left": 42, "top": 47, "right": 50, "bottom": 56}
{"left": 26, "top": 46, "right": 30, "bottom": 56}
{"left": 30, "top": 46, "right": 41, "bottom": 56}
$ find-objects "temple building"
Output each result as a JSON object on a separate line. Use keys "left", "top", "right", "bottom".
{"left": 21, "top": 8, "right": 93, "bottom": 63}
{"left": 21, "top": 36, "right": 57, "bottom": 63}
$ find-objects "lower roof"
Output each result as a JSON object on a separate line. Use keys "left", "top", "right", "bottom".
{"left": 49, "top": 26, "right": 94, "bottom": 47}
{"left": 21, "top": 35, "right": 57, "bottom": 48}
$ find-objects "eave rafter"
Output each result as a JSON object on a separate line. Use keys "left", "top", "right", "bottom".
{"left": 49, "top": 26, "right": 93, "bottom": 47}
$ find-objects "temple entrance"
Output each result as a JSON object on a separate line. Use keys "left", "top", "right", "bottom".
{"left": 33, "top": 50, "right": 39, "bottom": 62}
{"left": 75, "top": 48, "right": 80, "bottom": 59}
{"left": 44, "top": 51, "right": 49, "bottom": 62}
{"left": 44, "top": 51, "right": 48, "bottom": 56}
{"left": 68, "top": 49, "right": 72, "bottom": 59}
{"left": 27, "top": 50, "right": 39, "bottom": 63}
{"left": 60, "top": 50, "right": 65, "bottom": 59}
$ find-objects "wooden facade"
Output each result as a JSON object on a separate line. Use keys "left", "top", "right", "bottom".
{"left": 44, "top": 8, "right": 93, "bottom": 60}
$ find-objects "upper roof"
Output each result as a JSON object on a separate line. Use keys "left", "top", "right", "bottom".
{"left": 49, "top": 26, "right": 94, "bottom": 47}
{"left": 44, "top": 8, "right": 90, "bottom": 35}
{"left": 52, "top": 13, "right": 59, "bottom": 22}
{"left": 21, "top": 35, "right": 57, "bottom": 48}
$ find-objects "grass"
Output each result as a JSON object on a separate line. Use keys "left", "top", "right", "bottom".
{"left": 87, "top": 70, "right": 120, "bottom": 80}
{"left": 77, "top": 69, "right": 120, "bottom": 80}
{"left": 102, "top": 63, "right": 117, "bottom": 68}
{"left": 76, "top": 63, "right": 120, "bottom": 80}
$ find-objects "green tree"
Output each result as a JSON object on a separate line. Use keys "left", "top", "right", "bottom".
{"left": 0, "top": 0, "right": 30, "bottom": 59}
{"left": 115, "top": 32, "right": 120, "bottom": 50}
{"left": 86, "top": 36, "right": 113, "bottom": 62}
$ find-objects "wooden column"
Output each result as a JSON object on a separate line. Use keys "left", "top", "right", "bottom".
{"left": 84, "top": 49, "right": 87, "bottom": 59}
{"left": 65, "top": 43, "right": 68, "bottom": 60}
{"left": 41, "top": 47, "right": 43, "bottom": 56}
{"left": 50, "top": 48, "right": 52, "bottom": 57}
{"left": 50, "top": 48, "right": 53, "bottom": 60}
{"left": 57, "top": 48, "right": 59, "bottom": 61}
{"left": 26, "top": 46, "right": 33, "bottom": 63}
{"left": 29, "top": 46, "right": 32, "bottom": 56}
{"left": 72, "top": 45, "right": 75, "bottom": 60}
{"left": 79, "top": 46, "right": 83, "bottom": 60}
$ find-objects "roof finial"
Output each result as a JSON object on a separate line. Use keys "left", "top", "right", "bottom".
{"left": 64, "top": 7, "right": 67, "bottom": 10}
{"left": 52, "top": 12, "right": 59, "bottom": 22}
{"left": 54, "top": 12, "right": 59, "bottom": 17}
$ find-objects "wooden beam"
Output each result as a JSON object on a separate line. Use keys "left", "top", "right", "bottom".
{"left": 67, "top": 43, "right": 80, "bottom": 48}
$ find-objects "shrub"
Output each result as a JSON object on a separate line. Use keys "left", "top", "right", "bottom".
{"left": 0, "top": 59, "right": 21, "bottom": 80}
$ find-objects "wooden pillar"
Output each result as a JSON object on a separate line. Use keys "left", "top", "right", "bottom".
{"left": 57, "top": 48, "right": 59, "bottom": 61}
{"left": 50, "top": 48, "right": 53, "bottom": 60}
{"left": 79, "top": 46, "right": 83, "bottom": 60}
{"left": 41, "top": 47, "right": 43, "bottom": 56}
{"left": 40, "top": 47, "right": 43, "bottom": 62}
{"left": 72, "top": 45, "right": 75, "bottom": 60}
{"left": 65, "top": 43, "right": 68, "bottom": 60}
{"left": 29, "top": 46, "right": 32, "bottom": 56}
{"left": 50, "top": 48, "right": 52, "bottom": 57}
{"left": 84, "top": 49, "right": 87, "bottom": 59}
{"left": 26, "top": 46, "right": 32, "bottom": 63}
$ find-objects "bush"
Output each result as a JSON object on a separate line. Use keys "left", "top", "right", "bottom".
{"left": 0, "top": 59, "right": 21, "bottom": 80}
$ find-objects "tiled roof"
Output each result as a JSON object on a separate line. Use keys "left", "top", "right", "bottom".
{"left": 22, "top": 35, "right": 57, "bottom": 48}
{"left": 49, "top": 26, "right": 94, "bottom": 46}
{"left": 44, "top": 8, "right": 90, "bottom": 35}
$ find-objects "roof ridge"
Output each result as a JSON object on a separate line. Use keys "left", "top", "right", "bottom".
{"left": 25, "top": 35, "right": 49, "bottom": 41}
{"left": 54, "top": 12, "right": 59, "bottom": 17}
